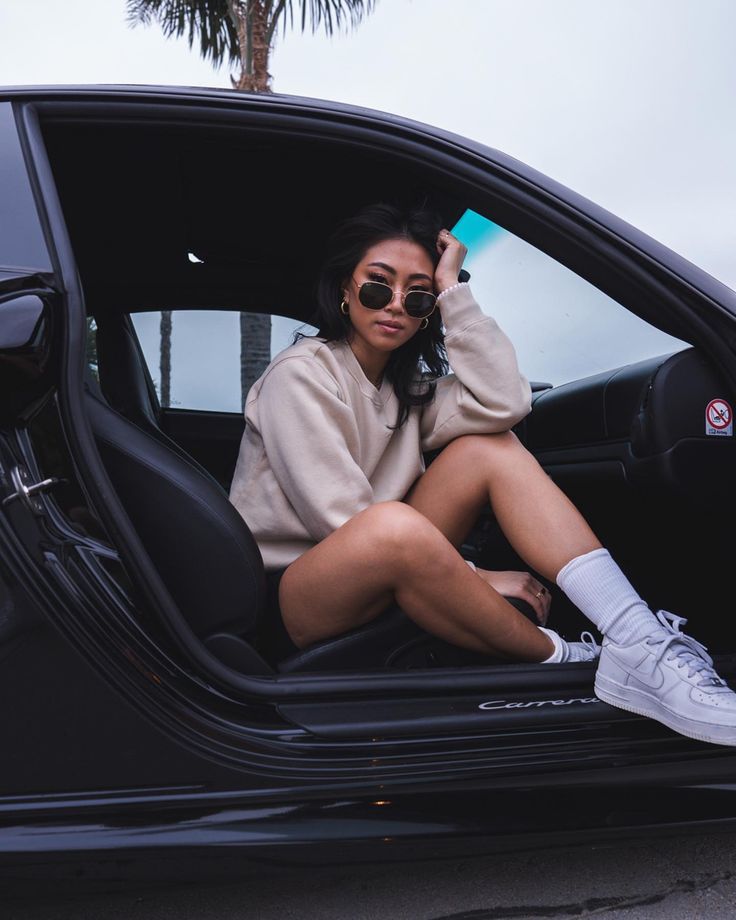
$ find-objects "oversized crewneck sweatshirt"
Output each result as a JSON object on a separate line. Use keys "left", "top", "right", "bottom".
{"left": 228, "top": 284, "right": 532, "bottom": 570}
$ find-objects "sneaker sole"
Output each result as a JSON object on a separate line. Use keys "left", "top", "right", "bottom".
{"left": 595, "top": 672, "right": 736, "bottom": 747}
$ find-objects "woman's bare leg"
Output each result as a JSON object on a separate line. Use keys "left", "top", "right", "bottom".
{"left": 405, "top": 432, "right": 602, "bottom": 580}
{"left": 279, "top": 501, "right": 555, "bottom": 661}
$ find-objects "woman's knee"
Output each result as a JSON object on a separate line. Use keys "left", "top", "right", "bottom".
{"left": 358, "top": 501, "right": 443, "bottom": 559}
{"left": 444, "top": 430, "right": 527, "bottom": 469}
{"left": 454, "top": 430, "right": 519, "bottom": 454}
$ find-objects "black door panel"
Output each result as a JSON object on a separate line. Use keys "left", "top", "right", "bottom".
{"left": 526, "top": 347, "right": 736, "bottom": 503}
{"left": 515, "top": 348, "right": 736, "bottom": 650}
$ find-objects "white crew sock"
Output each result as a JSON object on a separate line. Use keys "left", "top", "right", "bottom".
{"left": 539, "top": 627, "right": 567, "bottom": 663}
{"left": 538, "top": 627, "right": 599, "bottom": 663}
{"left": 556, "top": 547, "right": 658, "bottom": 644}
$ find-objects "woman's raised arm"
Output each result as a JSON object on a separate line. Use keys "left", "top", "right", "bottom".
{"left": 420, "top": 283, "right": 532, "bottom": 451}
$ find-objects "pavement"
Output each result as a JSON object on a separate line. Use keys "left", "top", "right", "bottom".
{"left": 5, "top": 830, "right": 736, "bottom": 919}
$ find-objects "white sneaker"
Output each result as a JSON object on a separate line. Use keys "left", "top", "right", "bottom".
{"left": 595, "top": 611, "right": 736, "bottom": 745}
{"left": 540, "top": 627, "right": 600, "bottom": 663}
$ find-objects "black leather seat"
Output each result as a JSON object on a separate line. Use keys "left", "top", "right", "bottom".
{"left": 86, "top": 383, "right": 273, "bottom": 674}
{"left": 85, "top": 372, "right": 537, "bottom": 674}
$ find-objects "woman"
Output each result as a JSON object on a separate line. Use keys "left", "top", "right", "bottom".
{"left": 230, "top": 203, "right": 736, "bottom": 746}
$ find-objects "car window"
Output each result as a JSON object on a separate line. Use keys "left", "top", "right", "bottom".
{"left": 130, "top": 310, "right": 317, "bottom": 412}
{"left": 130, "top": 213, "right": 690, "bottom": 411}
{"left": 451, "top": 210, "right": 689, "bottom": 385}
{"left": 0, "top": 102, "right": 52, "bottom": 270}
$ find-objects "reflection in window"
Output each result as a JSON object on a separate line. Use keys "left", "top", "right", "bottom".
{"left": 86, "top": 317, "right": 99, "bottom": 382}
{"left": 451, "top": 210, "right": 688, "bottom": 385}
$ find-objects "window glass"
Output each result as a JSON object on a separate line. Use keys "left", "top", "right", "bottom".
{"left": 0, "top": 103, "right": 52, "bottom": 270}
{"left": 451, "top": 210, "right": 688, "bottom": 385}
{"left": 131, "top": 311, "right": 317, "bottom": 412}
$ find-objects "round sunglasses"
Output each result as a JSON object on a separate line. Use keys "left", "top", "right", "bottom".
{"left": 355, "top": 280, "right": 437, "bottom": 319}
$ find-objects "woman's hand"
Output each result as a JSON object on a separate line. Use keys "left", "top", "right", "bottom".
{"left": 475, "top": 567, "right": 552, "bottom": 625}
{"left": 435, "top": 228, "right": 468, "bottom": 295}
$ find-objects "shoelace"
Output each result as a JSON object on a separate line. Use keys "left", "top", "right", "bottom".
{"left": 646, "top": 611, "right": 726, "bottom": 688}
{"left": 580, "top": 631, "right": 600, "bottom": 657}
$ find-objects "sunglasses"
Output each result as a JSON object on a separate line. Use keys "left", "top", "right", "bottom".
{"left": 355, "top": 280, "right": 437, "bottom": 319}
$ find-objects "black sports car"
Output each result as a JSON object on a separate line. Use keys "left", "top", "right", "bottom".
{"left": 2, "top": 85, "right": 736, "bottom": 879}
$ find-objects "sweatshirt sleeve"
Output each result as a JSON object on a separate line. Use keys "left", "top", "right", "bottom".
{"left": 420, "top": 284, "right": 532, "bottom": 451}
{"left": 254, "top": 354, "right": 374, "bottom": 543}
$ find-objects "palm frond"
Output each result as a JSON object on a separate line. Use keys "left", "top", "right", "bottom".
{"left": 127, "top": 0, "right": 241, "bottom": 67}
{"left": 127, "top": 0, "right": 378, "bottom": 66}
{"left": 295, "top": 0, "right": 377, "bottom": 35}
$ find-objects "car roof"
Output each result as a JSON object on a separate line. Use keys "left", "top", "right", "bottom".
{"left": 4, "top": 84, "right": 734, "bottom": 322}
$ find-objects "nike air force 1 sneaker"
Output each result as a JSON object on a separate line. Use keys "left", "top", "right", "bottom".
{"left": 595, "top": 611, "right": 736, "bottom": 745}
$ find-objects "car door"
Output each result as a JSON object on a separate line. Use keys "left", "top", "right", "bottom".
{"left": 0, "top": 99, "right": 83, "bottom": 796}
{"left": 0, "top": 97, "right": 259, "bottom": 820}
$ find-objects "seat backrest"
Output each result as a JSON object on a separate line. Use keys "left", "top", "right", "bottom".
{"left": 85, "top": 387, "right": 267, "bottom": 645}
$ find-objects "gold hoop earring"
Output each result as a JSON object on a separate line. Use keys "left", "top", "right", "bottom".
{"left": 340, "top": 300, "right": 350, "bottom": 316}
{"left": 419, "top": 317, "right": 429, "bottom": 330}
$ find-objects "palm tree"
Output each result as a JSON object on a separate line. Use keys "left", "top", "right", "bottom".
{"left": 127, "top": 0, "right": 377, "bottom": 407}
{"left": 159, "top": 310, "right": 173, "bottom": 407}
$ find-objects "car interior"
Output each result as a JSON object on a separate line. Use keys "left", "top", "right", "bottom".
{"left": 39, "top": 114, "right": 736, "bottom": 681}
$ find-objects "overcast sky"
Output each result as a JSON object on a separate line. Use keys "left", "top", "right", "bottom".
{"left": 1, "top": 0, "right": 734, "bottom": 292}
{"left": 1, "top": 1, "right": 734, "bottom": 405}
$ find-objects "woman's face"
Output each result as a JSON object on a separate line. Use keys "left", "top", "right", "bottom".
{"left": 342, "top": 238, "right": 435, "bottom": 364}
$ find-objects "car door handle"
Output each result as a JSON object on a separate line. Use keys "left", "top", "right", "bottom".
{"left": 1, "top": 464, "right": 65, "bottom": 515}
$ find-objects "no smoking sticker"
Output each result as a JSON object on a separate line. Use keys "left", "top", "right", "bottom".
{"left": 705, "top": 398, "right": 733, "bottom": 437}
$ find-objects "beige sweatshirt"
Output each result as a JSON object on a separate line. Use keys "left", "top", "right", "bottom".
{"left": 229, "top": 284, "right": 532, "bottom": 570}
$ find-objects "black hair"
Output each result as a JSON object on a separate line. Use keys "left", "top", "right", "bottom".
{"left": 312, "top": 203, "right": 449, "bottom": 428}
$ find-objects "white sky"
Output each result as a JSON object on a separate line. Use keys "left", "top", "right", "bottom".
{"left": 1, "top": 0, "right": 734, "bottom": 292}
